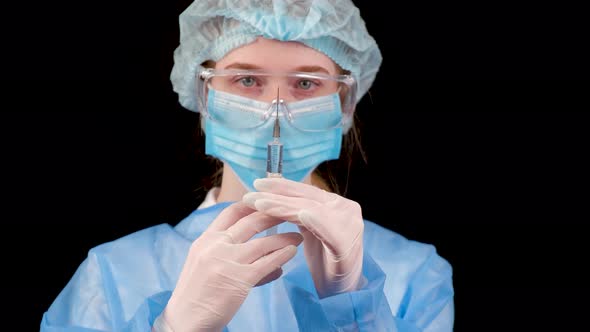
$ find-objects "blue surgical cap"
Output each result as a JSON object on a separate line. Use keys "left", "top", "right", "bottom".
{"left": 170, "top": 0, "right": 383, "bottom": 113}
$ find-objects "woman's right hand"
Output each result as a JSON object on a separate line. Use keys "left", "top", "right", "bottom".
{"left": 160, "top": 202, "right": 303, "bottom": 332}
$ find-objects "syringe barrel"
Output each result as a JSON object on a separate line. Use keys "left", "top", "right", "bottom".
{"left": 266, "top": 139, "right": 283, "bottom": 176}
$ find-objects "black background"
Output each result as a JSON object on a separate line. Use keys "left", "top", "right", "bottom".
{"left": 2, "top": 1, "right": 589, "bottom": 331}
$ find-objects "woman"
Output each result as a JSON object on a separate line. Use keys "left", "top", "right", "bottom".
{"left": 41, "top": 1, "right": 454, "bottom": 331}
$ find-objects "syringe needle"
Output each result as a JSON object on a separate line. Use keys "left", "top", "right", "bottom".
{"left": 266, "top": 87, "right": 283, "bottom": 236}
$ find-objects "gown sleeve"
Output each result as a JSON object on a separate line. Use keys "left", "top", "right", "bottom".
{"left": 282, "top": 248, "right": 454, "bottom": 332}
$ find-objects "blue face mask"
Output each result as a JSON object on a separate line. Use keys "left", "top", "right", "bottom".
{"left": 203, "top": 88, "right": 343, "bottom": 192}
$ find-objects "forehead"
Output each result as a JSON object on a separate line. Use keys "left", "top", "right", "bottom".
{"left": 215, "top": 37, "right": 339, "bottom": 74}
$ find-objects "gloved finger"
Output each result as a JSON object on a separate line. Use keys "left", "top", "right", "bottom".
{"left": 254, "top": 268, "right": 283, "bottom": 287}
{"left": 254, "top": 199, "right": 304, "bottom": 223}
{"left": 253, "top": 177, "right": 336, "bottom": 203}
{"left": 247, "top": 245, "right": 297, "bottom": 285}
{"left": 243, "top": 192, "right": 320, "bottom": 209}
{"left": 208, "top": 202, "right": 257, "bottom": 232}
{"left": 242, "top": 194, "right": 319, "bottom": 223}
{"left": 234, "top": 232, "right": 303, "bottom": 264}
{"left": 225, "top": 211, "right": 285, "bottom": 243}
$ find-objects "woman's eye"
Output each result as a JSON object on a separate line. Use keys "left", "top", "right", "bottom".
{"left": 298, "top": 80, "right": 314, "bottom": 90}
{"left": 239, "top": 77, "right": 256, "bottom": 87}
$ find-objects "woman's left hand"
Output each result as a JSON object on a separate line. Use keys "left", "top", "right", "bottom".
{"left": 243, "top": 177, "right": 364, "bottom": 298}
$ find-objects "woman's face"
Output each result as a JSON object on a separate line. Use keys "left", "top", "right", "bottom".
{"left": 214, "top": 37, "right": 340, "bottom": 103}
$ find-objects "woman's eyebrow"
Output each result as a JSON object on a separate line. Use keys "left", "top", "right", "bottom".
{"left": 223, "top": 63, "right": 331, "bottom": 74}
{"left": 293, "top": 66, "right": 330, "bottom": 74}
{"left": 223, "top": 62, "right": 262, "bottom": 70}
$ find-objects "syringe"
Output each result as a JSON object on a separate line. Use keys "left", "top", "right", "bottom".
{"left": 265, "top": 88, "right": 283, "bottom": 236}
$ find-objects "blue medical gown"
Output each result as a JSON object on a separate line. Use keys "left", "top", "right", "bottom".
{"left": 41, "top": 202, "right": 454, "bottom": 331}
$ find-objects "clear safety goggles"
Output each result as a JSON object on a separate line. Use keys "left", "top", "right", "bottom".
{"left": 196, "top": 68, "right": 357, "bottom": 131}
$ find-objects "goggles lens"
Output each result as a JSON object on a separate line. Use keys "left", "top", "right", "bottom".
{"left": 196, "top": 68, "right": 356, "bottom": 131}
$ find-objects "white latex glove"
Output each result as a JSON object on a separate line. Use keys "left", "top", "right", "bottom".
{"left": 159, "top": 202, "right": 303, "bottom": 332}
{"left": 243, "top": 177, "right": 364, "bottom": 299}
